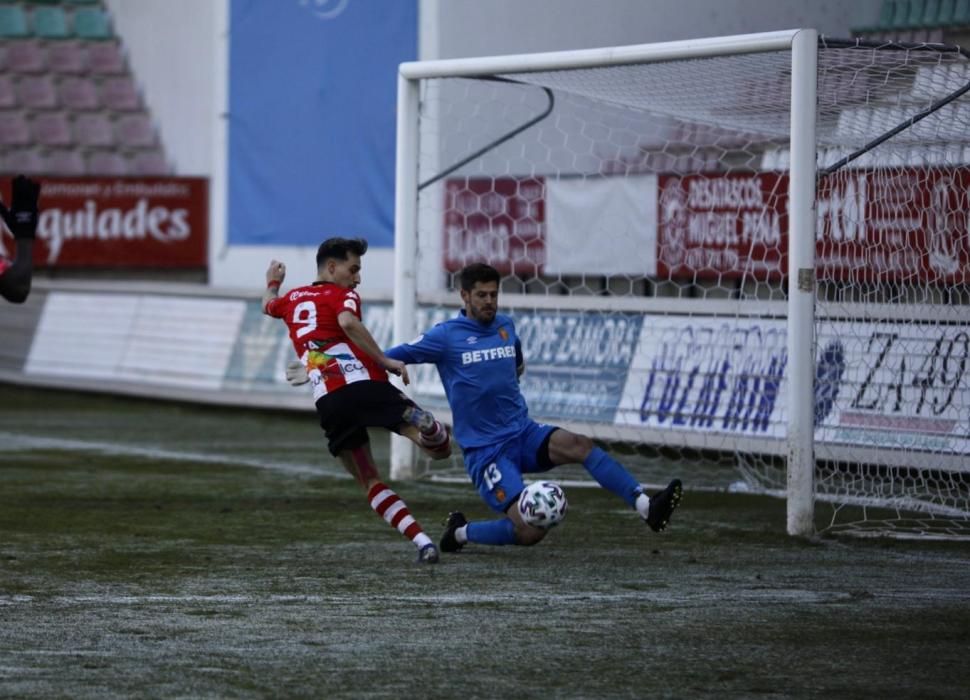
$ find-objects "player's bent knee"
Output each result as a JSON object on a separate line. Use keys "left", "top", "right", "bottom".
{"left": 569, "top": 433, "right": 595, "bottom": 457}
{"left": 514, "top": 523, "right": 548, "bottom": 546}
{"left": 552, "top": 430, "right": 594, "bottom": 462}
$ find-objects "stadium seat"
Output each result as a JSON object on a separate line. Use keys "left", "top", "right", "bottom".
{"left": 936, "top": 0, "right": 956, "bottom": 24}
{"left": 0, "top": 110, "right": 31, "bottom": 145}
{"left": 72, "top": 7, "right": 112, "bottom": 40}
{"left": 942, "top": 142, "right": 964, "bottom": 164}
{"left": 32, "top": 5, "right": 70, "bottom": 40}
{"left": 31, "top": 110, "right": 73, "bottom": 146}
{"left": 891, "top": 0, "right": 912, "bottom": 28}
{"left": 73, "top": 111, "right": 114, "bottom": 146}
{"left": 58, "top": 75, "right": 100, "bottom": 110}
{"left": 115, "top": 112, "right": 156, "bottom": 148}
{"left": 0, "top": 75, "right": 17, "bottom": 109}
{"left": 3, "top": 40, "right": 48, "bottom": 72}
{"left": 760, "top": 149, "right": 779, "bottom": 170}
{"left": 838, "top": 107, "right": 872, "bottom": 137}
{"left": 86, "top": 149, "right": 127, "bottom": 175}
{"left": 0, "top": 146, "right": 45, "bottom": 175}
{"left": 922, "top": 0, "right": 943, "bottom": 25}
{"left": 865, "top": 9, "right": 887, "bottom": 33}
{"left": 911, "top": 64, "right": 948, "bottom": 95}
{"left": 128, "top": 149, "right": 170, "bottom": 175}
{"left": 954, "top": 0, "right": 970, "bottom": 24}
{"left": 47, "top": 40, "right": 89, "bottom": 73}
{"left": 86, "top": 41, "right": 124, "bottom": 73}
{"left": 907, "top": 0, "right": 927, "bottom": 27}
{"left": 16, "top": 74, "right": 58, "bottom": 109}
{"left": 99, "top": 75, "right": 141, "bottom": 111}
{"left": 0, "top": 5, "right": 30, "bottom": 38}
{"left": 46, "top": 146, "right": 86, "bottom": 175}
{"left": 856, "top": 0, "right": 896, "bottom": 32}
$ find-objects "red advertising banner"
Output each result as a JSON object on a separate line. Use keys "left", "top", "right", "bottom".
{"left": 817, "top": 168, "right": 970, "bottom": 284}
{"left": 6, "top": 177, "right": 208, "bottom": 268}
{"left": 443, "top": 177, "right": 545, "bottom": 275}
{"left": 446, "top": 168, "right": 970, "bottom": 283}
{"left": 658, "top": 168, "right": 970, "bottom": 283}
{"left": 656, "top": 172, "right": 788, "bottom": 280}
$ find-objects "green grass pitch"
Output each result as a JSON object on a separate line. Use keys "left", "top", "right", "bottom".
{"left": 1, "top": 384, "right": 969, "bottom": 698}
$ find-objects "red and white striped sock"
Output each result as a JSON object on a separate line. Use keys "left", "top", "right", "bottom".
{"left": 367, "top": 482, "right": 432, "bottom": 550}
{"left": 419, "top": 420, "right": 449, "bottom": 450}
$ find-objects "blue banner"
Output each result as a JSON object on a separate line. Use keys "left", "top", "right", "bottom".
{"left": 227, "top": 0, "right": 417, "bottom": 247}
{"left": 514, "top": 311, "right": 643, "bottom": 422}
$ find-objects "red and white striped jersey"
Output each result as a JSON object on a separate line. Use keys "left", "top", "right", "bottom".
{"left": 265, "top": 281, "right": 388, "bottom": 400}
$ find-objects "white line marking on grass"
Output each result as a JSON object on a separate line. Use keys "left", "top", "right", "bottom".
{"left": 4, "top": 587, "right": 968, "bottom": 609}
{"left": 5, "top": 651, "right": 108, "bottom": 656}
{"left": 0, "top": 431, "right": 347, "bottom": 479}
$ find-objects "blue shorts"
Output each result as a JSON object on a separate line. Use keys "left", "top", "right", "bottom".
{"left": 462, "top": 421, "right": 559, "bottom": 513}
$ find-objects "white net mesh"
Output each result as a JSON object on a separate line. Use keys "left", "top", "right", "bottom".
{"left": 811, "top": 40, "right": 970, "bottom": 536}
{"left": 402, "top": 37, "right": 970, "bottom": 538}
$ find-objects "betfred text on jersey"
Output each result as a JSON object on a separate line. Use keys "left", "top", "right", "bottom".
{"left": 461, "top": 345, "right": 516, "bottom": 365}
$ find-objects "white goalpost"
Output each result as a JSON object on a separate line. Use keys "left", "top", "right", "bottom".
{"left": 391, "top": 29, "right": 970, "bottom": 539}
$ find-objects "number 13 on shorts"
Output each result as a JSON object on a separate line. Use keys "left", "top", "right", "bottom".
{"left": 484, "top": 462, "right": 502, "bottom": 490}
{"left": 473, "top": 454, "right": 526, "bottom": 511}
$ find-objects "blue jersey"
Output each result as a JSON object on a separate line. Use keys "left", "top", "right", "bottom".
{"left": 385, "top": 311, "right": 529, "bottom": 449}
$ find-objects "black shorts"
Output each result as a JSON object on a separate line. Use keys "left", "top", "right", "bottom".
{"left": 314, "top": 380, "right": 418, "bottom": 456}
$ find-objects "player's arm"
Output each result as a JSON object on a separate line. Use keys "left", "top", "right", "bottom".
{"left": 385, "top": 324, "right": 447, "bottom": 365}
{"left": 262, "top": 259, "right": 286, "bottom": 314}
{"left": 337, "top": 310, "right": 411, "bottom": 385}
{"left": 288, "top": 322, "right": 447, "bottom": 388}
{"left": 0, "top": 175, "right": 40, "bottom": 304}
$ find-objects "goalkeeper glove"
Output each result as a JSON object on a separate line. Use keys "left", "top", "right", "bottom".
{"left": 285, "top": 360, "right": 310, "bottom": 386}
{"left": 0, "top": 175, "right": 40, "bottom": 241}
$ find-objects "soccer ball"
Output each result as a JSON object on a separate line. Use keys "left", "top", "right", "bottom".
{"left": 517, "top": 481, "right": 568, "bottom": 529}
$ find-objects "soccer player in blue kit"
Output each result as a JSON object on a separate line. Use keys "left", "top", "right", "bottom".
{"left": 384, "top": 263, "right": 682, "bottom": 552}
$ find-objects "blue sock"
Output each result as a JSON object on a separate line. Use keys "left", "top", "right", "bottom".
{"left": 466, "top": 518, "right": 517, "bottom": 546}
{"left": 584, "top": 447, "right": 641, "bottom": 508}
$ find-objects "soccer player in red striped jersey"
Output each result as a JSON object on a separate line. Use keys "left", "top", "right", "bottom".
{"left": 0, "top": 176, "right": 41, "bottom": 304}
{"left": 263, "top": 237, "right": 451, "bottom": 563}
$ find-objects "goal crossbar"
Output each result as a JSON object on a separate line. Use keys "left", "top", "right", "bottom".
{"left": 399, "top": 30, "right": 803, "bottom": 80}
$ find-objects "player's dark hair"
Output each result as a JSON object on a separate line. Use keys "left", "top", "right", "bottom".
{"left": 316, "top": 237, "right": 368, "bottom": 267}
{"left": 459, "top": 263, "right": 500, "bottom": 291}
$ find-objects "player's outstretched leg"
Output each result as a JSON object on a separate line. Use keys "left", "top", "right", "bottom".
{"left": 579, "top": 444, "right": 684, "bottom": 533}
{"left": 644, "top": 479, "right": 683, "bottom": 532}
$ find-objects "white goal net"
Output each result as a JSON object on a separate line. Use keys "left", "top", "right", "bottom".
{"left": 391, "top": 30, "right": 970, "bottom": 538}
